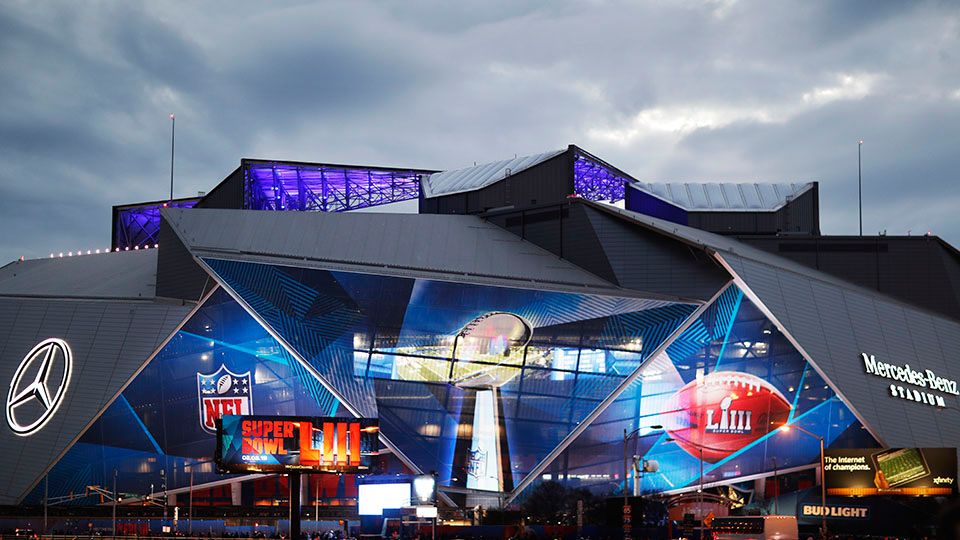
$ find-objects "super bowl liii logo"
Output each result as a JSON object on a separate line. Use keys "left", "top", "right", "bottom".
{"left": 704, "top": 396, "right": 753, "bottom": 434}
{"left": 862, "top": 353, "right": 958, "bottom": 408}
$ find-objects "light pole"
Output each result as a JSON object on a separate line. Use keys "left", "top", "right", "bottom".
{"left": 169, "top": 113, "right": 176, "bottom": 200}
{"left": 664, "top": 436, "right": 711, "bottom": 524}
{"left": 699, "top": 447, "right": 704, "bottom": 521}
{"left": 112, "top": 469, "right": 118, "bottom": 539}
{"left": 43, "top": 475, "right": 48, "bottom": 536}
{"left": 623, "top": 424, "right": 663, "bottom": 538}
{"left": 858, "top": 139, "right": 863, "bottom": 236}
{"left": 781, "top": 424, "right": 826, "bottom": 540}
{"left": 623, "top": 425, "right": 663, "bottom": 507}
{"left": 772, "top": 456, "right": 779, "bottom": 515}
{"left": 161, "top": 468, "right": 167, "bottom": 523}
{"left": 189, "top": 465, "right": 195, "bottom": 536}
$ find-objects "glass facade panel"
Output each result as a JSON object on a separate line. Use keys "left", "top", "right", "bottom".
{"left": 202, "top": 258, "right": 698, "bottom": 494}
{"left": 25, "top": 288, "right": 347, "bottom": 504}
{"left": 31, "top": 263, "right": 879, "bottom": 507}
{"left": 548, "top": 286, "right": 879, "bottom": 497}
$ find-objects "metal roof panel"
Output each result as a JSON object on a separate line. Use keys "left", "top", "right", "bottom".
{"left": 630, "top": 182, "right": 815, "bottom": 212}
{"left": 162, "top": 207, "right": 641, "bottom": 297}
{"left": 422, "top": 149, "right": 565, "bottom": 198}
{"left": 0, "top": 250, "right": 158, "bottom": 299}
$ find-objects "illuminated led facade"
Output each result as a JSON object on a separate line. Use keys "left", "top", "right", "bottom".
{"left": 112, "top": 198, "right": 199, "bottom": 250}
{"left": 243, "top": 162, "right": 428, "bottom": 213}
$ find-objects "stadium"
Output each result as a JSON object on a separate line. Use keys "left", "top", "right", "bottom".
{"left": 1, "top": 145, "right": 959, "bottom": 534}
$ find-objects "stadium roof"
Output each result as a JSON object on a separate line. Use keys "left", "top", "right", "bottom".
{"left": 630, "top": 182, "right": 815, "bottom": 212}
{"left": 421, "top": 149, "right": 565, "bottom": 198}
{"left": 0, "top": 250, "right": 159, "bottom": 300}
{"left": 162, "top": 207, "right": 689, "bottom": 300}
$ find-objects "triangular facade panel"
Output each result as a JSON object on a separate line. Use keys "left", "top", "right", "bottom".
{"left": 721, "top": 252, "right": 960, "bottom": 448}
{"left": 581, "top": 204, "right": 731, "bottom": 301}
{"left": 23, "top": 288, "right": 345, "bottom": 504}
{"left": 200, "top": 257, "right": 699, "bottom": 494}
{"left": 545, "top": 284, "right": 879, "bottom": 497}
{"left": 0, "top": 298, "right": 191, "bottom": 504}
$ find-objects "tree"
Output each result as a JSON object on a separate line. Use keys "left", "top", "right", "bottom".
{"left": 520, "top": 481, "right": 568, "bottom": 524}
{"left": 520, "top": 482, "right": 604, "bottom": 526}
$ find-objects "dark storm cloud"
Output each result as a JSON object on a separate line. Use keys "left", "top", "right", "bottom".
{"left": 0, "top": 0, "right": 958, "bottom": 262}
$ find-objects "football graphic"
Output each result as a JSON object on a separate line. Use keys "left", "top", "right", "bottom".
{"left": 216, "top": 374, "right": 233, "bottom": 395}
{"left": 663, "top": 371, "right": 792, "bottom": 463}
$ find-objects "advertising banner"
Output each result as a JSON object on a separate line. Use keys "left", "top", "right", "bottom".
{"left": 824, "top": 448, "right": 957, "bottom": 496}
{"left": 216, "top": 415, "right": 378, "bottom": 473}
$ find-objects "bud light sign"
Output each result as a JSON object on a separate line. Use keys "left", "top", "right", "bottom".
{"left": 216, "top": 415, "right": 379, "bottom": 473}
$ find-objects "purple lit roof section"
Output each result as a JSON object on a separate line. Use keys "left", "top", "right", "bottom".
{"left": 244, "top": 163, "right": 426, "bottom": 212}
{"left": 573, "top": 152, "right": 629, "bottom": 203}
{"left": 113, "top": 199, "right": 198, "bottom": 250}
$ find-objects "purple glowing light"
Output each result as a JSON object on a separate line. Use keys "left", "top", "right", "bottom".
{"left": 114, "top": 199, "right": 198, "bottom": 250}
{"left": 573, "top": 153, "right": 628, "bottom": 203}
{"left": 244, "top": 163, "right": 425, "bottom": 213}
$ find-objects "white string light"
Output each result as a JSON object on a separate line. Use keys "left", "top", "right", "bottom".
{"left": 31, "top": 244, "right": 158, "bottom": 262}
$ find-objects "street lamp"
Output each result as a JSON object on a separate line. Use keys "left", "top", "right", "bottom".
{"left": 623, "top": 425, "right": 663, "bottom": 507}
{"left": 780, "top": 424, "right": 826, "bottom": 540}
{"left": 664, "top": 437, "right": 707, "bottom": 521}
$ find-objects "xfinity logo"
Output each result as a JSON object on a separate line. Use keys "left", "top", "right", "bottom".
{"left": 6, "top": 339, "right": 73, "bottom": 436}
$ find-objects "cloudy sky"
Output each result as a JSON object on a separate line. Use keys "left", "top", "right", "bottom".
{"left": 1, "top": 0, "right": 959, "bottom": 263}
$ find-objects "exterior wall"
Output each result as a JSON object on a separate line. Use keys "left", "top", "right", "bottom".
{"left": 627, "top": 183, "right": 821, "bottom": 236}
{"left": 155, "top": 216, "right": 212, "bottom": 302}
{"left": 0, "top": 297, "right": 190, "bottom": 504}
{"left": 687, "top": 187, "right": 820, "bottom": 236}
{"left": 581, "top": 205, "right": 731, "bottom": 301}
{"left": 737, "top": 235, "right": 960, "bottom": 321}
{"left": 722, "top": 252, "right": 960, "bottom": 450}
{"left": 196, "top": 166, "right": 244, "bottom": 210}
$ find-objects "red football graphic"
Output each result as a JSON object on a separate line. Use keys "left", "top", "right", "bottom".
{"left": 663, "top": 371, "right": 792, "bottom": 463}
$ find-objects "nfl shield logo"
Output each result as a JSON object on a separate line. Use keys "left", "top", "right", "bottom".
{"left": 197, "top": 365, "right": 252, "bottom": 434}
{"left": 466, "top": 448, "right": 487, "bottom": 479}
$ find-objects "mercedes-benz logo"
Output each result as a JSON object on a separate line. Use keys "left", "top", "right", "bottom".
{"left": 6, "top": 338, "right": 73, "bottom": 436}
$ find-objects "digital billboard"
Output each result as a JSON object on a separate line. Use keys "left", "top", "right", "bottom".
{"left": 358, "top": 483, "right": 411, "bottom": 515}
{"left": 824, "top": 448, "right": 957, "bottom": 496}
{"left": 216, "top": 415, "right": 379, "bottom": 473}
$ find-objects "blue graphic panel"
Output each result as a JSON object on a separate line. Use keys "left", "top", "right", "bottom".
{"left": 25, "top": 288, "right": 344, "bottom": 504}
{"left": 548, "top": 286, "right": 879, "bottom": 496}
{"left": 201, "top": 258, "right": 699, "bottom": 493}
